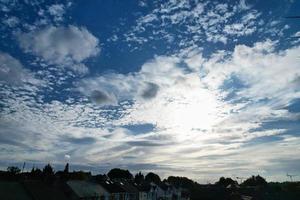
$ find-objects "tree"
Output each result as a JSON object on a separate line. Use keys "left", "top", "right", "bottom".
{"left": 43, "top": 164, "right": 55, "bottom": 183}
{"left": 69, "top": 171, "right": 91, "bottom": 180}
{"left": 30, "top": 167, "right": 43, "bottom": 179}
{"left": 215, "top": 177, "right": 238, "bottom": 187}
{"left": 134, "top": 172, "right": 144, "bottom": 184}
{"left": 167, "top": 176, "right": 195, "bottom": 188}
{"left": 107, "top": 168, "right": 133, "bottom": 180}
{"left": 145, "top": 172, "right": 161, "bottom": 184}
{"left": 7, "top": 166, "right": 21, "bottom": 175}
{"left": 64, "top": 163, "right": 69, "bottom": 173}
{"left": 43, "top": 164, "right": 54, "bottom": 176}
{"left": 242, "top": 175, "right": 267, "bottom": 187}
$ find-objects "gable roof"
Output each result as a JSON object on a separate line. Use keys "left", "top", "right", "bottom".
{"left": 98, "top": 180, "right": 126, "bottom": 193}
{"left": 22, "top": 180, "right": 69, "bottom": 200}
{"left": 67, "top": 180, "right": 108, "bottom": 198}
{"left": 117, "top": 181, "right": 139, "bottom": 193}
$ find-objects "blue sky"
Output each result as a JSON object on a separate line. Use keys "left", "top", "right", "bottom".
{"left": 0, "top": 0, "right": 300, "bottom": 183}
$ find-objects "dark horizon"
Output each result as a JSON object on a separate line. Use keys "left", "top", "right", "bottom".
{"left": 1, "top": 162, "right": 299, "bottom": 184}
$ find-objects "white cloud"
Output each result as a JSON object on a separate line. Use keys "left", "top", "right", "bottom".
{"left": 124, "top": 0, "right": 263, "bottom": 46}
{"left": 72, "top": 41, "right": 300, "bottom": 181}
{"left": 0, "top": 52, "right": 38, "bottom": 85}
{"left": 3, "top": 16, "right": 19, "bottom": 28}
{"left": 48, "top": 4, "right": 65, "bottom": 22}
{"left": 64, "top": 154, "right": 71, "bottom": 160}
{"left": 203, "top": 40, "right": 300, "bottom": 103}
{"left": 18, "top": 25, "right": 100, "bottom": 74}
{"left": 294, "top": 31, "right": 300, "bottom": 37}
{"left": 77, "top": 41, "right": 300, "bottom": 140}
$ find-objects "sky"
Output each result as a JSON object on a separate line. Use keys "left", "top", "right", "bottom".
{"left": 0, "top": 0, "right": 300, "bottom": 183}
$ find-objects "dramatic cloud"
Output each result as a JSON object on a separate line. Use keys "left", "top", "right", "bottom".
{"left": 18, "top": 25, "right": 100, "bottom": 74}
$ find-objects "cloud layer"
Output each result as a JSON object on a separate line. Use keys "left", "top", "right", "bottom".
{"left": 1, "top": 0, "right": 300, "bottom": 183}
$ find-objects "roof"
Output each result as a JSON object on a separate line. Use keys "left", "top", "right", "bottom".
{"left": 0, "top": 181, "right": 32, "bottom": 200}
{"left": 241, "top": 195, "right": 253, "bottom": 200}
{"left": 67, "top": 180, "right": 108, "bottom": 198}
{"left": 117, "top": 181, "right": 139, "bottom": 193}
{"left": 136, "top": 183, "right": 151, "bottom": 192}
{"left": 98, "top": 180, "right": 126, "bottom": 193}
{"left": 22, "top": 180, "right": 69, "bottom": 200}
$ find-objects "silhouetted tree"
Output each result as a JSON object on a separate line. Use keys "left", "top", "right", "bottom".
{"left": 43, "top": 164, "right": 54, "bottom": 175}
{"left": 134, "top": 172, "right": 144, "bottom": 184}
{"left": 43, "top": 164, "right": 55, "bottom": 183}
{"left": 167, "top": 176, "right": 195, "bottom": 188}
{"left": 145, "top": 172, "right": 161, "bottom": 184}
{"left": 30, "top": 167, "right": 43, "bottom": 179}
{"left": 94, "top": 174, "right": 108, "bottom": 182}
{"left": 107, "top": 168, "right": 133, "bottom": 180}
{"left": 69, "top": 171, "right": 91, "bottom": 180}
{"left": 242, "top": 175, "right": 267, "bottom": 187}
{"left": 7, "top": 166, "right": 21, "bottom": 175}
{"left": 64, "top": 163, "right": 69, "bottom": 173}
{"left": 215, "top": 177, "right": 238, "bottom": 187}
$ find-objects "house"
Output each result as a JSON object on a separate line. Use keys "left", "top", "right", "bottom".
{"left": 98, "top": 180, "right": 127, "bottom": 200}
{"left": 147, "top": 182, "right": 190, "bottom": 200}
{"left": 136, "top": 182, "right": 162, "bottom": 200}
{"left": 116, "top": 181, "right": 139, "bottom": 200}
{"left": 67, "top": 180, "right": 109, "bottom": 200}
{"left": 180, "top": 188, "right": 190, "bottom": 200}
{"left": 136, "top": 183, "right": 151, "bottom": 200}
{"left": 22, "top": 180, "right": 69, "bottom": 200}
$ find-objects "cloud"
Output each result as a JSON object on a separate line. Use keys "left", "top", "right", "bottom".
{"left": 90, "top": 90, "right": 118, "bottom": 106}
{"left": 203, "top": 40, "right": 300, "bottom": 103}
{"left": 77, "top": 57, "right": 182, "bottom": 105}
{"left": 48, "top": 4, "right": 65, "bottom": 22}
{"left": 64, "top": 154, "right": 71, "bottom": 160}
{"left": 2, "top": 16, "right": 19, "bottom": 28}
{"left": 17, "top": 25, "right": 100, "bottom": 74}
{"left": 140, "top": 82, "right": 159, "bottom": 99}
{"left": 1, "top": 41, "right": 300, "bottom": 181}
{"left": 63, "top": 136, "right": 96, "bottom": 145}
{"left": 0, "top": 52, "right": 37, "bottom": 85}
{"left": 0, "top": 0, "right": 299, "bottom": 181}
{"left": 124, "top": 0, "right": 264, "bottom": 46}
{"left": 126, "top": 140, "right": 171, "bottom": 147}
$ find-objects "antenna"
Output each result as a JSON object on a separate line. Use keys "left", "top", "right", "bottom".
{"left": 22, "top": 162, "right": 26, "bottom": 173}
{"left": 286, "top": 173, "right": 297, "bottom": 182}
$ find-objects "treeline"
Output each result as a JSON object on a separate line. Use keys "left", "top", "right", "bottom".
{"left": 1, "top": 163, "right": 300, "bottom": 200}
{"left": 0, "top": 163, "right": 267, "bottom": 186}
